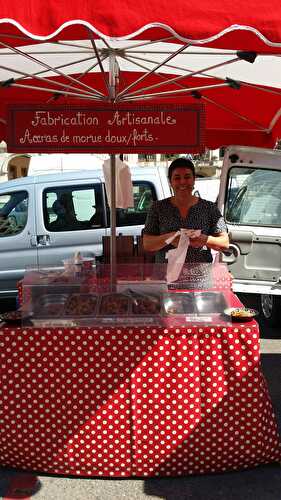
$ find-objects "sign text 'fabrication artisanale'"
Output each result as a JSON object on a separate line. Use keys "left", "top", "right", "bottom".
{"left": 7, "top": 104, "right": 205, "bottom": 153}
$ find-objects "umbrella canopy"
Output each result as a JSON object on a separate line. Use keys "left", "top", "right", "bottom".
{"left": 1, "top": 0, "right": 281, "bottom": 51}
{"left": 0, "top": 2, "right": 281, "bottom": 149}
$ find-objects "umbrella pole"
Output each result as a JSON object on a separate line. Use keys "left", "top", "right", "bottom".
{"left": 110, "top": 153, "right": 117, "bottom": 291}
{"left": 108, "top": 52, "right": 119, "bottom": 291}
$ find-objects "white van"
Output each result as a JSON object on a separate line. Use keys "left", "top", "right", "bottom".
{"left": 218, "top": 145, "right": 281, "bottom": 326}
{"left": 0, "top": 165, "right": 171, "bottom": 299}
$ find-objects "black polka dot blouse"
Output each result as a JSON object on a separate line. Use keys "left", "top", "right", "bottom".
{"left": 143, "top": 197, "right": 227, "bottom": 263}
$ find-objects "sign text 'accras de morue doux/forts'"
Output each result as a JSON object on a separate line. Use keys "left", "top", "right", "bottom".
{"left": 7, "top": 104, "right": 205, "bottom": 153}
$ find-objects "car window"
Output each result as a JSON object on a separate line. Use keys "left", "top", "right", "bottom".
{"left": 0, "top": 191, "right": 28, "bottom": 236}
{"left": 116, "top": 181, "right": 157, "bottom": 227}
{"left": 43, "top": 183, "right": 105, "bottom": 232}
{"left": 225, "top": 167, "right": 281, "bottom": 226}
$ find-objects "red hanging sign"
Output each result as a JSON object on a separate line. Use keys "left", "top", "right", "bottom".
{"left": 7, "top": 103, "right": 205, "bottom": 153}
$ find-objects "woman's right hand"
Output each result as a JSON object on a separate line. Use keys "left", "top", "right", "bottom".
{"left": 143, "top": 231, "right": 179, "bottom": 252}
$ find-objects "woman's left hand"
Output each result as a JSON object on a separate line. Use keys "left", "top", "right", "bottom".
{"left": 189, "top": 231, "right": 229, "bottom": 251}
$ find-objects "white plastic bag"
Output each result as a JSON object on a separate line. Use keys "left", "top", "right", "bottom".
{"left": 166, "top": 229, "right": 201, "bottom": 282}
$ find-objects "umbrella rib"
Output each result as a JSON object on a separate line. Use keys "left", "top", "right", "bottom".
{"left": 99, "top": 37, "right": 111, "bottom": 49}
{"left": 0, "top": 49, "right": 94, "bottom": 55}
{"left": 119, "top": 53, "right": 190, "bottom": 92}
{"left": 122, "top": 89, "right": 271, "bottom": 134}
{"left": 132, "top": 55, "right": 281, "bottom": 96}
{"left": 240, "top": 80, "right": 281, "bottom": 97}
{"left": 119, "top": 82, "right": 229, "bottom": 101}
{"left": 116, "top": 43, "right": 190, "bottom": 100}
{"left": 0, "top": 62, "right": 104, "bottom": 99}
{"left": 122, "top": 53, "right": 215, "bottom": 79}
{"left": 9, "top": 81, "right": 104, "bottom": 100}
{"left": 123, "top": 53, "right": 272, "bottom": 90}
{"left": 0, "top": 40, "right": 104, "bottom": 97}
{"left": 117, "top": 36, "right": 176, "bottom": 52}
{"left": 120, "top": 52, "right": 281, "bottom": 95}
{"left": 122, "top": 56, "right": 240, "bottom": 98}
{"left": 51, "top": 40, "right": 99, "bottom": 50}
{"left": 30, "top": 55, "right": 107, "bottom": 97}
{"left": 88, "top": 33, "right": 111, "bottom": 97}
{"left": 202, "top": 95, "right": 268, "bottom": 131}
{"left": 268, "top": 108, "right": 281, "bottom": 131}
{"left": 0, "top": 54, "right": 107, "bottom": 99}
{"left": 13, "top": 55, "right": 100, "bottom": 79}
{"left": 127, "top": 50, "right": 238, "bottom": 55}
{"left": 47, "top": 55, "right": 109, "bottom": 102}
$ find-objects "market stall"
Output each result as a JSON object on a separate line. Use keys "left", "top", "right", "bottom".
{"left": 0, "top": 263, "right": 280, "bottom": 476}
{"left": 0, "top": 1, "right": 281, "bottom": 479}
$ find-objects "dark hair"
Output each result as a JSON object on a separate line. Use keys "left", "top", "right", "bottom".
{"left": 168, "top": 157, "right": 195, "bottom": 181}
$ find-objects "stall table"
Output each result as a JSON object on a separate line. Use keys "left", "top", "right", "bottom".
{"left": 0, "top": 289, "right": 280, "bottom": 477}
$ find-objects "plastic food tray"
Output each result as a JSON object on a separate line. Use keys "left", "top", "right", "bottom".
{"left": 34, "top": 294, "right": 68, "bottom": 317}
{"left": 163, "top": 291, "right": 227, "bottom": 315}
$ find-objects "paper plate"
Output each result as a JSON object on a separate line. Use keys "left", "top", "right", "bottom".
{"left": 223, "top": 307, "right": 259, "bottom": 322}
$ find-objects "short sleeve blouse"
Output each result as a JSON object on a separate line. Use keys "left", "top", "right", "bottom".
{"left": 143, "top": 197, "right": 227, "bottom": 263}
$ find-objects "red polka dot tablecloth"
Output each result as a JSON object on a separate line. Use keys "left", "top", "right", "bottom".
{"left": 0, "top": 319, "right": 280, "bottom": 477}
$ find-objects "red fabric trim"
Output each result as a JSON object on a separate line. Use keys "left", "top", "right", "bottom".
{"left": 1, "top": 1, "right": 281, "bottom": 50}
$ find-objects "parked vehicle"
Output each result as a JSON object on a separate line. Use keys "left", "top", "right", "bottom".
{"left": 0, "top": 165, "right": 170, "bottom": 298}
{"left": 218, "top": 145, "right": 281, "bottom": 326}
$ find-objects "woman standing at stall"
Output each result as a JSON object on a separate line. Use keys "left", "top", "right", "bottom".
{"left": 142, "top": 157, "right": 229, "bottom": 262}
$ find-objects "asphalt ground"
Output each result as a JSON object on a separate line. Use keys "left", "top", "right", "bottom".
{"left": 0, "top": 294, "right": 280, "bottom": 500}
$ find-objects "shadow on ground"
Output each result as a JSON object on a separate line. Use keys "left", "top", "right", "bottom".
{"left": 0, "top": 471, "right": 41, "bottom": 498}
{"left": 261, "top": 355, "right": 281, "bottom": 433}
{"left": 237, "top": 293, "right": 281, "bottom": 340}
{"left": 143, "top": 463, "right": 281, "bottom": 500}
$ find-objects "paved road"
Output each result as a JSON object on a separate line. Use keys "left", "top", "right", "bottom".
{"left": 0, "top": 294, "right": 280, "bottom": 500}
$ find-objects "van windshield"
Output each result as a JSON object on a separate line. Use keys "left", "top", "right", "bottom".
{"left": 225, "top": 167, "right": 281, "bottom": 226}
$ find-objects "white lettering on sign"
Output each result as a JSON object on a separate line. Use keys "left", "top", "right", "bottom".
{"left": 105, "top": 128, "right": 154, "bottom": 145}
{"left": 73, "top": 135, "right": 102, "bottom": 144}
{"left": 107, "top": 111, "right": 176, "bottom": 126}
{"left": 19, "top": 129, "right": 58, "bottom": 144}
{"left": 10, "top": 105, "right": 203, "bottom": 151}
{"left": 31, "top": 111, "right": 99, "bottom": 127}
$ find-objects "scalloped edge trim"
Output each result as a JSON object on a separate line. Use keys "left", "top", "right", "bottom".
{"left": 1, "top": 19, "right": 281, "bottom": 47}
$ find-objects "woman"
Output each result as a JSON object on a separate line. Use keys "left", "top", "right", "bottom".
{"left": 143, "top": 157, "right": 229, "bottom": 263}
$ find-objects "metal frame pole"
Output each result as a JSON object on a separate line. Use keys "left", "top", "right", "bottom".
{"left": 108, "top": 52, "right": 119, "bottom": 290}
{"left": 110, "top": 153, "right": 117, "bottom": 290}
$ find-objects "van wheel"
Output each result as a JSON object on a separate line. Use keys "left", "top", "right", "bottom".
{"left": 260, "top": 294, "right": 281, "bottom": 327}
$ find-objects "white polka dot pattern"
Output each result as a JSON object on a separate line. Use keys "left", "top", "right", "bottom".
{"left": 0, "top": 322, "right": 280, "bottom": 477}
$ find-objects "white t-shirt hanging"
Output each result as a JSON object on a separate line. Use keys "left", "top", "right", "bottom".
{"left": 102, "top": 158, "right": 134, "bottom": 208}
